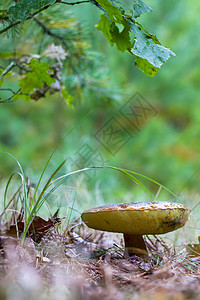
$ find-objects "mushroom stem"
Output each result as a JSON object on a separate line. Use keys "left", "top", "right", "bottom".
{"left": 124, "top": 233, "right": 148, "bottom": 257}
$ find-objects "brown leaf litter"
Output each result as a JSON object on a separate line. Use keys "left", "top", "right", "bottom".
{"left": 0, "top": 218, "right": 200, "bottom": 300}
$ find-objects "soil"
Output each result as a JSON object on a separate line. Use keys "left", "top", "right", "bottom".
{"left": 0, "top": 220, "right": 200, "bottom": 300}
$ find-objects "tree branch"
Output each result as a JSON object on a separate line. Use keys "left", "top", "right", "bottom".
{"left": 0, "top": 62, "right": 16, "bottom": 80}
{"left": 58, "top": 1, "right": 90, "bottom": 5}
{"left": 0, "top": 0, "right": 91, "bottom": 35}
{"left": 0, "top": 88, "right": 30, "bottom": 103}
{"left": 33, "top": 17, "right": 68, "bottom": 49}
{"left": 0, "top": 2, "right": 58, "bottom": 35}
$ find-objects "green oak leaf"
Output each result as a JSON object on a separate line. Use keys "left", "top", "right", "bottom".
{"left": 96, "top": 14, "right": 113, "bottom": 43}
{"left": 62, "top": 88, "right": 73, "bottom": 106}
{"left": 135, "top": 57, "right": 159, "bottom": 76}
{"left": 95, "top": 0, "right": 122, "bottom": 23}
{"left": 95, "top": 1, "right": 176, "bottom": 75}
{"left": 109, "top": 0, "right": 135, "bottom": 17}
{"left": 130, "top": 22, "right": 176, "bottom": 68}
{"left": 20, "top": 58, "right": 55, "bottom": 93}
{"left": 133, "top": 0, "right": 153, "bottom": 18}
{"left": 109, "top": 0, "right": 152, "bottom": 18}
{"left": 110, "top": 21, "right": 131, "bottom": 52}
{"left": 96, "top": 15, "right": 132, "bottom": 52}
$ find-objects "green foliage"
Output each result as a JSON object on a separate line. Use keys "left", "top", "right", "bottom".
{"left": 0, "top": 0, "right": 177, "bottom": 102}
{"left": 20, "top": 58, "right": 55, "bottom": 93}
{"left": 8, "top": 0, "right": 56, "bottom": 22}
{"left": 96, "top": 16, "right": 131, "bottom": 52}
{"left": 95, "top": 0, "right": 175, "bottom": 76}
{"left": 130, "top": 22, "right": 175, "bottom": 68}
{"left": 0, "top": 0, "right": 199, "bottom": 205}
{"left": 61, "top": 88, "right": 73, "bottom": 106}
{"left": 0, "top": 52, "right": 25, "bottom": 58}
{"left": 2, "top": 114, "right": 91, "bottom": 242}
{"left": 133, "top": 0, "right": 153, "bottom": 18}
{"left": 95, "top": 0, "right": 122, "bottom": 22}
{"left": 0, "top": 5, "right": 121, "bottom": 103}
{"left": 3, "top": 150, "right": 180, "bottom": 244}
{"left": 135, "top": 57, "right": 159, "bottom": 76}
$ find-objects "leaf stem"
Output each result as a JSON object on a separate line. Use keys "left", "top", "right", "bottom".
{"left": 58, "top": 0, "right": 90, "bottom": 5}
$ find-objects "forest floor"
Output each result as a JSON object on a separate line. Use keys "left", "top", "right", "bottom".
{"left": 0, "top": 219, "right": 200, "bottom": 300}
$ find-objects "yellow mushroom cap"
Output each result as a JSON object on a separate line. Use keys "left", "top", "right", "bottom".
{"left": 81, "top": 201, "right": 190, "bottom": 235}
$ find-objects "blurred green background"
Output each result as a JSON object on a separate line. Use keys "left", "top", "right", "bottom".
{"left": 0, "top": 0, "right": 200, "bottom": 238}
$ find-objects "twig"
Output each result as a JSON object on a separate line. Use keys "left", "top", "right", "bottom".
{"left": 0, "top": 88, "right": 16, "bottom": 103}
{"left": 33, "top": 17, "right": 68, "bottom": 49}
{"left": 0, "top": 88, "right": 30, "bottom": 96}
{"left": 0, "top": 3, "right": 54, "bottom": 35}
{"left": 0, "top": 61, "right": 16, "bottom": 80}
{"left": 0, "top": 88, "right": 31, "bottom": 103}
{"left": 58, "top": 0, "right": 90, "bottom": 4}
{"left": 0, "top": 88, "right": 17, "bottom": 94}
{"left": 0, "top": 0, "right": 91, "bottom": 35}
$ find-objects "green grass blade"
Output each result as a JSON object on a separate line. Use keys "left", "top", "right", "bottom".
{"left": 64, "top": 193, "right": 76, "bottom": 235}
{"left": 30, "top": 159, "right": 66, "bottom": 211}
{"left": 3, "top": 171, "right": 21, "bottom": 209}
{"left": 178, "top": 165, "right": 200, "bottom": 195}
{"left": 35, "top": 176, "right": 69, "bottom": 214}
{"left": 26, "top": 160, "right": 67, "bottom": 223}
{"left": 50, "top": 165, "right": 180, "bottom": 202}
{"left": 104, "top": 166, "right": 180, "bottom": 202}
{"left": 21, "top": 112, "right": 91, "bottom": 244}
{"left": 48, "top": 167, "right": 93, "bottom": 186}
{"left": 2, "top": 153, "right": 29, "bottom": 218}
{"left": 107, "top": 168, "right": 156, "bottom": 199}
{"left": 48, "top": 167, "right": 156, "bottom": 206}
{"left": 22, "top": 176, "right": 69, "bottom": 243}
{"left": 31, "top": 111, "right": 92, "bottom": 208}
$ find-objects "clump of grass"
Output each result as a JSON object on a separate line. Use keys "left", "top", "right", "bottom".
{"left": 1, "top": 113, "right": 188, "bottom": 245}
{"left": 2, "top": 157, "right": 183, "bottom": 245}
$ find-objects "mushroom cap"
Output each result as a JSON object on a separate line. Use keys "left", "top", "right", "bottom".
{"left": 81, "top": 201, "right": 190, "bottom": 235}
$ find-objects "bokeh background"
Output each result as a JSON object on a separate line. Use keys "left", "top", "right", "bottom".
{"left": 0, "top": 0, "right": 200, "bottom": 242}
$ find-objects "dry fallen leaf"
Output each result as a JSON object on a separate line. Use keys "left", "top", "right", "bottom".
{"left": 5, "top": 215, "right": 60, "bottom": 242}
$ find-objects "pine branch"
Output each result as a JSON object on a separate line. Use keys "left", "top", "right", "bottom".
{"left": 0, "top": 0, "right": 91, "bottom": 35}
{"left": 33, "top": 17, "right": 68, "bottom": 49}
{"left": 0, "top": 3, "right": 52, "bottom": 35}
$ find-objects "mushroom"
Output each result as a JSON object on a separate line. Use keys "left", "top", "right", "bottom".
{"left": 81, "top": 201, "right": 190, "bottom": 257}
